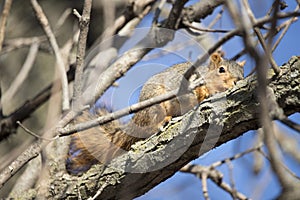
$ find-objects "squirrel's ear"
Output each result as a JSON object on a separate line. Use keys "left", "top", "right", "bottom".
{"left": 237, "top": 60, "right": 246, "bottom": 67}
{"left": 209, "top": 53, "right": 223, "bottom": 69}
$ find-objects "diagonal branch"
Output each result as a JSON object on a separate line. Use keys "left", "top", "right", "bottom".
{"left": 31, "top": 0, "right": 70, "bottom": 111}
{"left": 43, "top": 56, "right": 300, "bottom": 199}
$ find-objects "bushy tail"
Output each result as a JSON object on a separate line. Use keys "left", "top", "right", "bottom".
{"left": 66, "top": 109, "right": 137, "bottom": 175}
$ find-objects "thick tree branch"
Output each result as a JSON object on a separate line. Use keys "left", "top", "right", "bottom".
{"left": 182, "top": 0, "right": 225, "bottom": 23}
{"left": 33, "top": 56, "right": 300, "bottom": 200}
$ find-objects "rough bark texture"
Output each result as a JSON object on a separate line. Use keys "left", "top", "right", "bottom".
{"left": 18, "top": 56, "right": 300, "bottom": 199}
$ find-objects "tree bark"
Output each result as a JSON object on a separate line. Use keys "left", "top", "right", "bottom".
{"left": 13, "top": 56, "right": 300, "bottom": 199}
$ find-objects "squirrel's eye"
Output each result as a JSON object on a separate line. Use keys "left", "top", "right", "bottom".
{"left": 219, "top": 66, "right": 226, "bottom": 73}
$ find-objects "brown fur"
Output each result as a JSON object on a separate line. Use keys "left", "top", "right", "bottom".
{"left": 66, "top": 53, "right": 245, "bottom": 175}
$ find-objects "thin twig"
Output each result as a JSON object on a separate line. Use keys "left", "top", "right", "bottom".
{"left": 85, "top": 0, "right": 156, "bottom": 65}
{"left": 225, "top": 160, "right": 237, "bottom": 199}
{"left": 274, "top": 128, "right": 300, "bottom": 163}
{"left": 226, "top": 0, "right": 294, "bottom": 189}
{"left": 242, "top": 0, "right": 280, "bottom": 74}
{"left": 208, "top": 6, "right": 224, "bottom": 29}
{"left": 258, "top": 149, "right": 300, "bottom": 180}
{"left": 31, "top": 0, "right": 70, "bottom": 111}
{"left": 17, "top": 121, "right": 57, "bottom": 141}
{"left": 183, "top": 21, "right": 230, "bottom": 33}
{"left": 272, "top": 5, "right": 299, "bottom": 52}
{"left": 0, "top": 139, "right": 32, "bottom": 172}
{"left": 0, "top": 106, "right": 78, "bottom": 189}
{"left": 9, "top": 154, "right": 41, "bottom": 197}
{"left": 0, "top": 0, "right": 13, "bottom": 52}
{"left": 211, "top": 145, "right": 263, "bottom": 168}
{"left": 1, "top": 36, "right": 47, "bottom": 55}
{"left": 231, "top": 16, "right": 298, "bottom": 61}
{"left": 152, "top": 0, "right": 167, "bottom": 25}
{"left": 2, "top": 42, "right": 39, "bottom": 103}
{"left": 180, "top": 165, "right": 249, "bottom": 200}
{"left": 0, "top": 141, "right": 41, "bottom": 189}
{"left": 72, "top": 0, "right": 93, "bottom": 110}
{"left": 183, "top": 10, "right": 300, "bottom": 81}
{"left": 200, "top": 173, "right": 210, "bottom": 200}
{"left": 266, "top": 0, "right": 281, "bottom": 74}
{"left": 215, "top": 178, "right": 248, "bottom": 200}
{"left": 54, "top": 8, "right": 72, "bottom": 30}
{"left": 81, "top": 0, "right": 188, "bottom": 108}
{"left": 0, "top": 64, "right": 76, "bottom": 141}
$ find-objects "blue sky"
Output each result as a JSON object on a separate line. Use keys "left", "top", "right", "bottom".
{"left": 97, "top": 1, "right": 300, "bottom": 199}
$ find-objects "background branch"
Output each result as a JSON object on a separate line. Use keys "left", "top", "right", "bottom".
{"left": 2, "top": 43, "right": 39, "bottom": 103}
{"left": 72, "top": 0, "right": 92, "bottom": 109}
{"left": 0, "top": 0, "right": 13, "bottom": 52}
{"left": 31, "top": 0, "right": 70, "bottom": 111}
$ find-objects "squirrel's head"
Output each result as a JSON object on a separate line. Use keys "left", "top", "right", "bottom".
{"left": 205, "top": 53, "right": 245, "bottom": 94}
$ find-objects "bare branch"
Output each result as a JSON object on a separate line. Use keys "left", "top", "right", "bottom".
{"left": 152, "top": 0, "right": 166, "bottom": 25}
{"left": 275, "top": 128, "right": 300, "bottom": 163}
{"left": 200, "top": 173, "right": 209, "bottom": 200}
{"left": 272, "top": 5, "right": 299, "bottom": 52}
{"left": 266, "top": 0, "right": 281, "bottom": 74}
{"left": 0, "top": 0, "right": 13, "bottom": 52}
{"left": 231, "top": 16, "right": 298, "bottom": 61}
{"left": 252, "top": 132, "right": 264, "bottom": 174}
{"left": 225, "top": 0, "right": 296, "bottom": 192}
{"left": 258, "top": 147, "right": 300, "bottom": 180}
{"left": 0, "top": 141, "right": 41, "bottom": 189}
{"left": 2, "top": 42, "right": 39, "bottom": 103}
{"left": 1, "top": 35, "right": 47, "bottom": 55}
{"left": 182, "top": 0, "right": 225, "bottom": 23}
{"left": 31, "top": 0, "right": 70, "bottom": 111}
{"left": 0, "top": 64, "right": 75, "bottom": 141}
{"left": 181, "top": 165, "right": 248, "bottom": 200}
{"left": 242, "top": 0, "right": 279, "bottom": 74}
{"left": 85, "top": 0, "right": 156, "bottom": 65}
{"left": 208, "top": 6, "right": 224, "bottom": 28}
{"left": 182, "top": 21, "right": 230, "bottom": 33}
{"left": 9, "top": 155, "right": 41, "bottom": 197}
{"left": 81, "top": 0, "right": 188, "bottom": 108}
{"left": 211, "top": 145, "right": 262, "bottom": 168}
{"left": 72, "top": 0, "right": 93, "bottom": 110}
{"left": 183, "top": 10, "right": 300, "bottom": 82}
{"left": 17, "top": 121, "right": 56, "bottom": 141}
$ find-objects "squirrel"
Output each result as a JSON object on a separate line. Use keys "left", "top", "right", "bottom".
{"left": 66, "top": 53, "right": 245, "bottom": 175}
